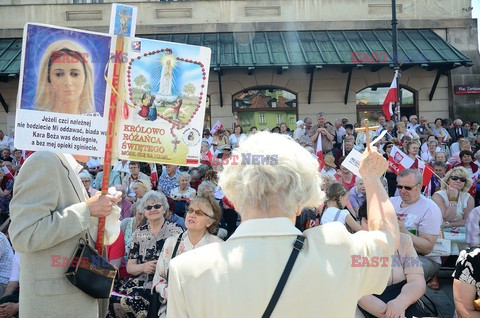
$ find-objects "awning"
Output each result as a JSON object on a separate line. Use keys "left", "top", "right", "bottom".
{"left": 148, "top": 29, "right": 472, "bottom": 71}
{"left": 0, "top": 39, "right": 22, "bottom": 79}
{"left": 149, "top": 29, "right": 472, "bottom": 105}
{"left": 0, "top": 29, "right": 473, "bottom": 107}
{"left": 0, "top": 29, "right": 472, "bottom": 78}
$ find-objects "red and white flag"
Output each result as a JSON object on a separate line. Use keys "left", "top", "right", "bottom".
{"left": 316, "top": 134, "right": 325, "bottom": 171}
{"left": 388, "top": 145, "right": 414, "bottom": 175}
{"left": 20, "top": 150, "right": 34, "bottom": 165}
{"left": 210, "top": 120, "right": 224, "bottom": 136}
{"left": 201, "top": 150, "right": 213, "bottom": 165}
{"left": 382, "top": 70, "right": 398, "bottom": 121}
{"left": 150, "top": 164, "right": 158, "bottom": 189}
{"left": 2, "top": 166, "right": 14, "bottom": 179}
{"left": 417, "top": 160, "right": 434, "bottom": 186}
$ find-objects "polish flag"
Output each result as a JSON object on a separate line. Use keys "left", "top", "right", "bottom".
{"left": 2, "top": 166, "right": 14, "bottom": 179}
{"left": 201, "top": 150, "right": 213, "bottom": 165}
{"left": 388, "top": 145, "right": 414, "bottom": 175}
{"left": 150, "top": 164, "right": 158, "bottom": 189}
{"left": 417, "top": 159, "right": 434, "bottom": 187}
{"left": 316, "top": 133, "right": 325, "bottom": 171}
{"left": 20, "top": 150, "right": 34, "bottom": 165}
{"left": 210, "top": 120, "right": 224, "bottom": 136}
{"left": 382, "top": 70, "right": 398, "bottom": 121}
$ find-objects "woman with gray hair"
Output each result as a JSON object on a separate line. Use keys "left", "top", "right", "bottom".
{"left": 78, "top": 170, "right": 97, "bottom": 197}
{"left": 167, "top": 131, "right": 400, "bottom": 318}
{"left": 170, "top": 172, "right": 196, "bottom": 217}
{"left": 421, "top": 138, "right": 439, "bottom": 163}
{"left": 197, "top": 180, "right": 216, "bottom": 197}
{"left": 110, "top": 190, "right": 183, "bottom": 318}
{"left": 152, "top": 193, "right": 223, "bottom": 317}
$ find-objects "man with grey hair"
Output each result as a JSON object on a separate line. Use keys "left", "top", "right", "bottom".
{"left": 390, "top": 169, "right": 442, "bottom": 280}
{"left": 376, "top": 115, "right": 386, "bottom": 136}
{"left": 407, "top": 114, "right": 419, "bottom": 131}
{"left": 167, "top": 132, "right": 400, "bottom": 317}
{"left": 448, "top": 119, "right": 468, "bottom": 144}
{"left": 303, "top": 117, "right": 314, "bottom": 147}
{"left": 308, "top": 112, "right": 335, "bottom": 155}
{"left": 415, "top": 116, "right": 434, "bottom": 143}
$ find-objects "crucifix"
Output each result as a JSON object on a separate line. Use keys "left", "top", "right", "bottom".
{"left": 355, "top": 119, "right": 379, "bottom": 152}
{"left": 171, "top": 136, "right": 180, "bottom": 153}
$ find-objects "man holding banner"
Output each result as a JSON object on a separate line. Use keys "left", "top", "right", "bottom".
{"left": 9, "top": 152, "right": 121, "bottom": 318}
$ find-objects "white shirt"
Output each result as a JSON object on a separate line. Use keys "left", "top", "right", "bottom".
{"left": 390, "top": 196, "right": 442, "bottom": 263}
{"left": 86, "top": 157, "right": 102, "bottom": 169}
{"left": 0, "top": 135, "right": 10, "bottom": 150}
{"left": 229, "top": 133, "right": 247, "bottom": 149}
{"left": 320, "top": 207, "right": 349, "bottom": 225}
{"left": 335, "top": 126, "right": 346, "bottom": 144}
{"left": 113, "top": 160, "right": 130, "bottom": 174}
{"left": 9, "top": 252, "right": 20, "bottom": 282}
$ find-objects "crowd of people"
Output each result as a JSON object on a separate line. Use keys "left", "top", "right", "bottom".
{"left": 0, "top": 114, "right": 480, "bottom": 317}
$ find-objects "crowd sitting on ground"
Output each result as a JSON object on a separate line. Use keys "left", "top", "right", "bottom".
{"left": 1, "top": 115, "right": 480, "bottom": 318}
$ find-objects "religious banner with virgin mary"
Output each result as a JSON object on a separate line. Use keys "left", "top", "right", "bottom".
{"left": 116, "top": 37, "right": 211, "bottom": 165}
{"left": 14, "top": 23, "right": 114, "bottom": 156}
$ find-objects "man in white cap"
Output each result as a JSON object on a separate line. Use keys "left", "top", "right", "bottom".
{"left": 293, "top": 120, "right": 306, "bottom": 144}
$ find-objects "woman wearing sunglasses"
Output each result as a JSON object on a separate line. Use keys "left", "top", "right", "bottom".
{"left": 110, "top": 191, "right": 183, "bottom": 318}
{"left": 152, "top": 194, "right": 222, "bottom": 317}
{"left": 430, "top": 167, "right": 475, "bottom": 290}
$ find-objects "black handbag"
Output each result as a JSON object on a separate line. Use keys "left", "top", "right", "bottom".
{"left": 147, "top": 233, "right": 183, "bottom": 318}
{"left": 65, "top": 237, "right": 117, "bottom": 299}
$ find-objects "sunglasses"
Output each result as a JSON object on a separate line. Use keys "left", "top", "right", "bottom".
{"left": 396, "top": 184, "right": 419, "bottom": 191}
{"left": 450, "top": 176, "right": 467, "bottom": 182}
{"left": 145, "top": 204, "right": 163, "bottom": 211}
{"left": 187, "top": 208, "right": 214, "bottom": 219}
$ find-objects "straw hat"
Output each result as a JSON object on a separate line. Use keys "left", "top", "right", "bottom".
{"left": 324, "top": 155, "right": 336, "bottom": 168}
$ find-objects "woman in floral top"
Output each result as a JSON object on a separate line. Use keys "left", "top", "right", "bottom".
{"left": 110, "top": 190, "right": 183, "bottom": 318}
{"left": 152, "top": 194, "right": 223, "bottom": 317}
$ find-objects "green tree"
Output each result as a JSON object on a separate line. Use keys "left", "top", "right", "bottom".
{"left": 144, "top": 83, "right": 152, "bottom": 92}
{"left": 183, "top": 83, "right": 196, "bottom": 97}
{"left": 134, "top": 75, "right": 147, "bottom": 89}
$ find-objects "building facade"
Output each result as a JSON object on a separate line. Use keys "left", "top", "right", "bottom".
{"left": 0, "top": 0, "right": 479, "bottom": 133}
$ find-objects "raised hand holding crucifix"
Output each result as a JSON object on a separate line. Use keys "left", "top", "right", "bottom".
{"left": 355, "top": 119, "right": 379, "bottom": 152}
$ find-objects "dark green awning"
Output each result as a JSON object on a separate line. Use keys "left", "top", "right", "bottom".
{"left": 0, "top": 39, "right": 22, "bottom": 78}
{"left": 149, "top": 29, "right": 472, "bottom": 70}
{"left": 0, "top": 29, "right": 472, "bottom": 79}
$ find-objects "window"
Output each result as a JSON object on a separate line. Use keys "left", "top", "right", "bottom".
{"left": 232, "top": 87, "right": 298, "bottom": 132}
{"left": 259, "top": 113, "right": 266, "bottom": 124}
{"left": 356, "top": 86, "right": 416, "bottom": 124}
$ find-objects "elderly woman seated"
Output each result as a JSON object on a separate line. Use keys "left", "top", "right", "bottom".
{"left": 432, "top": 166, "right": 474, "bottom": 229}
{"left": 453, "top": 207, "right": 480, "bottom": 318}
{"left": 170, "top": 172, "right": 196, "bottom": 217}
{"left": 152, "top": 193, "right": 222, "bottom": 317}
{"left": 132, "top": 179, "right": 151, "bottom": 202}
{"left": 356, "top": 202, "right": 426, "bottom": 318}
{"left": 110, "top": 191, "right": 184, "bottom": 318}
